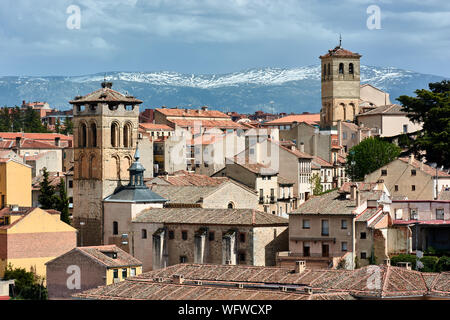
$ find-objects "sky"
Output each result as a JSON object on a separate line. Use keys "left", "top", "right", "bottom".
{"left": 0, "top": 0, "right": 449, "bottom": 77}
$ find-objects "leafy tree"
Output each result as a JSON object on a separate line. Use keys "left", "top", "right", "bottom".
{"left": 397, "top": 80, "right": 450, "bottom": 168}
{"left": 346, "top": 137, "right": 401, "bottom": 181}
{"left": 3, "top": 264, "right": 48, "bottom": 300}
{"left": 310, "top": 172, "right": 323, "bottom": 195}
{"left": 38, "top": 167, "right": 58, "bottom": 209}
{"left": 56, "top": 178, "right": 71, "bottom": 224}
{"left": 0, "top": 107, "right": 12, "bottom": 131}
{"left": 55, "top": 118, "right": 61, "bottom": 133}
{"left": 436, "top": 256, "right": 450, "bottom": 272}
{"left": 420, "top": 256, "right": 439, "bottom": 272}
{"left": 62, "top": 117, "right": 74, "bottom": 135}
{"left": 22, "top": 107, "right": 49, "bottom": 133}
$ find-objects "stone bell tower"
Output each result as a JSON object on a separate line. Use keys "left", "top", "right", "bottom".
{"left": 70, "top": 81, "right": 143, "bottom": 246}
{"left": 320, "top": 39, "right": 361, "bottom": 127}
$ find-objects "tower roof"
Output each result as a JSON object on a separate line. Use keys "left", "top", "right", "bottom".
{"left": 320, "top": 46, "right": 361, "bottom": 59}
{"left": 69, "top": 81, "right": 143, "bottom": 105}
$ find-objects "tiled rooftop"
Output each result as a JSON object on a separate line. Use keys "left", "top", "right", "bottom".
{"left": 74, "top": 263, "right": 450, "bottom": 300}
{"left": 262, "top": 113, "right": 320, "bottom": 126}
{"left": 133, "top": 208, "right": 288, "bottom": 226}
{"left": 156, "top": 108, "right": 229, "bottom": 119}
{"left": 75, "top": 245, "right": 142, "bottom": 268}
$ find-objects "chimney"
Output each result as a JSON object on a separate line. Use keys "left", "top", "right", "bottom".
{"left": 299, "top": 142, "right": 305, "bottom": 153}
{"left": 397, "top": 262, "right": 412, "bottom": 270}
{"left": 295, "top": 261, "right": 306, "bottom": 274}
{"left": 15, "top": 137, "right": 21, "bottom": 148}
{"left": 409, "top": 154, "right": 414, "bottom": 165}
{"left": 350, "top": 184, "right": 357, "bottom": 201}
{"left": 420, "top": 160, "right": 424, "bottom": 171}
{"left": 55, "top": 137, "right": 60, "bottom": 147}
{"left": 356, "top": 190, "right": 361, "bottom": 208}
{"left": 384, "top": 258, "right": 391, "bottom": 266}
{"left": 304, "top": 287, "right": 313, "bottom": 295}
{"left": 201, "top": 106, "right": 208, "bottom": 111}
{"left": 173, "top": 274, "right": 184, "bottom": 284}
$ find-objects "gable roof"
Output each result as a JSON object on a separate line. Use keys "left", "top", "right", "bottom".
{"left": 262, "top": 114, "right": 320, "bottom": 126}
{"left": 133, "top": 208, "right": 288, "bottom": 226}
{"left": 397, "top": 157, "right": 450, "bottom": 178}
{"left": 357, "top": 104, "right": 407, "bottom": 116}
{"left": 70, "top": 83, "right": 143, "bottom": 104}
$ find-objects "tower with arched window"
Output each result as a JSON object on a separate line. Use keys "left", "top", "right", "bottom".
{"left": 70, "top": 81, "right": 143, "bottom": 246}
{"left": 319, "top": 42, "right": 361, "bottom": 127}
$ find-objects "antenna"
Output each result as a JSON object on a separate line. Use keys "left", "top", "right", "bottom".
{"left": 339, "top": 34, "right": 342, "bottom": 47}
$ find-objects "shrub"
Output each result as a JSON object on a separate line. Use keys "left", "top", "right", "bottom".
{"left": 390, "top": 254, "right": 417, "bottom": 269}
{"left": 420, "top": 256, "right": 439, "bottom": 272}
{"left": 436, "top": 256, "right": 450, "bottom": 272}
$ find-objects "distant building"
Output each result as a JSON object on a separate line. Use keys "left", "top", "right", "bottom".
{"left": 356, "top": 104, "right": 423, "bottom": 137}
{"left": 46, "top": 245, "right": 142, "bottom": 299}
{"left": 365, "top": 154, "right": 450, "bottom": 200}
{"left": 359, "top": 83, "right": 391, "bottom": 111}
{"left": 261, "top": 113, "right": 320, "bottom": 130}
{"left": 0, "top": 207, "right": 76, "bottom": 279}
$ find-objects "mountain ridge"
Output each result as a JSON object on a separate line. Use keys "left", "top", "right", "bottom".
{"left": 0, "top": 65, "right": 446, "bottom": 114}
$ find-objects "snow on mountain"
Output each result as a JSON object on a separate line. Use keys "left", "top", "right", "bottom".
{"left": 0, "top": 65, "right": 446, "bottom": 113}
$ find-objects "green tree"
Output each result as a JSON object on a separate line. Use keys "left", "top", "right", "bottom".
{"left": 56, "top": 178, "right": 71, "bottom": 224}
{"left": 0, "top": 107, "right": 12, "bottom": 131}
{"left": 11, "top": 106, "right": 23, "bottom": 132}
{"left": 55, "top": 118, "right": 61, "bottom": 133}
{"left": 397, "top": 80, "right": 450, "bottom": 167}
{"left": 346, "top": 137, "right": 401, "bottom": 181}
{"left": 436, "top": 256, "right": 450, "bottom": 272}
{"left": 62, "top": 117, "right": 74, "bottom": 135}
{"left": 38, "top": 168, "right": 58, "bottom": 209}
{"left": 3, "top": 264, "right": 48, "bottom": 300}
{"left": 310, "top": 172, "right": 323, "bottom": 196}
{"left": 22, "top": 107, "right": 48, "bottom": 133}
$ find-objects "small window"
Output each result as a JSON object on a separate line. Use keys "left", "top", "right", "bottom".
{"left": 227, "top": 202, "right": 234, "bottom": 209}
{"left": 321, "top": 220, "right": 329, "bottom": 236}
{"left": 69, "top": 180, "right": 73, "bottom": 188}
{"left": 182, "top": 230, "right": 188, "bottom": 240}
{"left": 209, "top": 232, "right": 215, "bottom": 241}
{"left": 411, "top": 169, "right": 416, "bottom": 176}
{"left": 412, "top": 185, "right": 416, "bottom": 191}
{"left": 169, "top": 230, "right": 174, "bottom": 240}
{"left": 410, "top": 209, "right": 418, "bottom": 220}
{"left": 180, "top": 256, "right": 187, "bottom": 263}
{"left": 381, "top": 169, "right": 387, "bottom": 176}
{"left": 349, "top": 63, "right": 354, "bottom": 74}
{"left": 341, "top": 220, "right": 347, "bottom": 229}
{"left": 130, "top": 268, "right": 136, "bottom": 277}
{"left": 341, "top": 242, "right": 348, "bottom": 252}
{"left": 122, "top": 268, "right": 127, "bottom": 279}
{"left": 436, "top": 209, "right": 444, "bottom": 220}
{"left": 395, "top": 185, "right": 399, "bottom": 192}
{"left": 141, "top": 229, "right": 147, "bottom": 239}
{"left": 361, "top": 252, "right": 367, "bottom": 259}
{"left": 360, "top": 232, "right": 367, "bottom": 239}
{"left": 239, "top": 252, "right": 246, "bottom": 263}
{"left": 239, "top": 233, "right": 246, "bottom": 243}
{"left": 339, "top": 63, "right": 344, "bottom": 74}
{"left": 403, "top": 124, "right": 408, "bottom": 133}
{"left": 113, "top": 269, "right": 119, "bottom": 279}
{"left": 113, "top": 221, "right": 118, "bottom": 235}
{"left": 302, "top": 219, "right": 310, "bottom": 229}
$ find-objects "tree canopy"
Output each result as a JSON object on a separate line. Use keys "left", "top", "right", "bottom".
{"left": 346, "top": 137, "right": 401, "bottom": 181}
{"left": 397, "top": 80, "right": 450, "bottom": 168}
{"left": 0, "top": 106, "right": 50, "bottom": 133}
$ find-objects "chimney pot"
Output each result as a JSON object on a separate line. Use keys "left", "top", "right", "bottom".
{"left": 384, "top": 258, "right": 391, "bottom": 266}
{"left": 295, "top": 260, "right": 306, "bottom": 274}
{"left": 173, "top": 274, "right": 184, "bottom": 284}
{"left": 409, "top": 154, "right": 414, "bottom": 165}
{"left": 299, "top": 142, "right": 305, "bottom": 153}
{"left": 397, "top": 262, "right": 411, "bottom": 270}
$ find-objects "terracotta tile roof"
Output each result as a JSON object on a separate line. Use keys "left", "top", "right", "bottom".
{"left": 268, "top": 139, "right": 313, "bottom": 159}
{"left": 69, "top": 84, "right": 143, "bottom": 104}
{"left": 75, "top": 263, "right": 450, "bottom": 300}
{"left": 312, "top": 156, "right": 333, "bottom": 168}
{"left": 169, "top": 119, "right": 245, "bottom": 129}
{"left": 133, "top": 208, "right": 288, "bottom": 226}
{"left": 0, "top": 207, "right": 59, "bottom": 230}
{"left": 398, "top": 158, "right": 450, "bottom": 177}
{"left": 0, "top": 132, "right": 72, "bottom": 141}
{"left": 73, "top": 278, "right": 354, "bottom": 300}
{"left": 356, "top": 207, "right": 382, "bottom": 222}
{"left": 0, "top": 137, "right": 63, "bottom": 150}
{"left": 156, "top": 108, "right": 229, "bottom": 119}
{"left": 320, "top": 46, "right": 361, "bottom": 59}
{"left": 228, "top": 155, "right": 278, "bottom": 175}
{"left": 32, "top": 172, "right": 65, "bottom": 190}
{"left": 139, "top": 123, "right": 174, "bottom": 131}
{"left": 149, "top": 172, "right": 228, "bottom": 187}
{"left": 278, "top": 176, "right": 295, "bottom": 185}
{"left": 147, "top": 185, "right": 220, "bottom": 204}
{"left": 393, "top": 220, "right": 450, "bottom": 225}
{"left": 357, "top": 104, "right": 407, "bottom": 116}
{"left": 75, "top": 245, "right": 142, "bottom": 268}
{"left": 262, "top": 114, "right": 320, "bottom": 126}
{"left": 339, "top": 182, "right": 379, "bottom": 193}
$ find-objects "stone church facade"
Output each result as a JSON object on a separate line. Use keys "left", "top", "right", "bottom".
{"left": 70, "top": 81, "right": 143, "bottom": 246}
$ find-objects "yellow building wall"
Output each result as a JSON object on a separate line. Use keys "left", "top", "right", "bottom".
{"left": 0, "top": 160, "right": 32, "bottom": 207}
{"left": 105, "top": 266, "right": 143, "bottom": 285}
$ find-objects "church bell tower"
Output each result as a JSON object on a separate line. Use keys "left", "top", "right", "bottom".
{"left": 70, "top": 81, "right": 143, "bottom": 246}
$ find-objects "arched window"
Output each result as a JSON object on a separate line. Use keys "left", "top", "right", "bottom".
{"left": 349, "top": 63, "right": 354, "bottom": 74}
{"left": 339, "top": 63, "right": 344, "bottom": 74}
{"left": 228, "top": 202, "right": 235, "bottom": 209}
{"left": 111, "top": 122, "right": 119, "bottom": 147}
{"left": 79, "top": 123, "right": 87, "bottom": 147}
{"left": 123, "top": 123, "right": 132, "bottom": 148}
{"left": 113, "top": 221, "right": 118, "bottom": 235}
{"left": 79, "top": 154, "right": 85, "bottom": 179}
{"left": 327, "top": 63, "right": 331, "bottom": 76}
{"left": 110, "top": 156, "right": 120, "bottom": 180}
{"left": 141, "top": 229, "right": 147, "bottom": 239}
{"left": 323, "top": 64, "right": 326, "bottom": 77}
{"left": 90, "top": 123, "right": 97, "bottom": 147}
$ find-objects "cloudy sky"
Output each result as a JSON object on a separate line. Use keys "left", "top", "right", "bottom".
{"left": 0, "top": 0, "right": 449, "bottom": 77}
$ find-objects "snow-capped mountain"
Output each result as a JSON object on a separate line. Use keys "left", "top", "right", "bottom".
{"left": 0, "top": 65, "right": 446, "bottom": 113}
